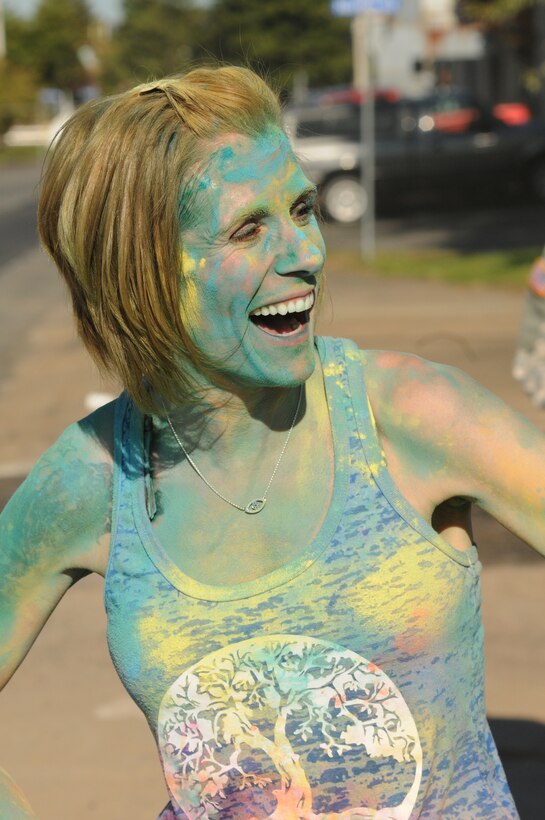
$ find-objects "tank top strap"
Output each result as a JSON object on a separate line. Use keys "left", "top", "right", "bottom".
{"left": 110, "top": 393, "right": 156, "bottom": 546}
{"left": 317, "top": 336, "right": 384, "bottom": 461}
{"left": 110, "top": 391, "right": 130, "bottom": 546}
{"left": 335, "top": 339, "right": 388, "bottom": 467}
{"left": 331, "top": 338, "right": 479, "bottom": 568}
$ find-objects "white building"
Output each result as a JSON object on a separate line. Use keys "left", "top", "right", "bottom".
{"left": 352, "top": 0, "right": 485, "bottom": 97}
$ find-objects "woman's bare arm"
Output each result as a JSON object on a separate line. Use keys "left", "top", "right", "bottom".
{"left": 364, "top": 350, "right": 545, "bottom": 555}
{"left": 0, "top": 406, "right": 114, "bottom": 813}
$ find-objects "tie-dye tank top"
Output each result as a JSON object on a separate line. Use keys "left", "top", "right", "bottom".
{"left": 105, "top": 336, "right": 518, "bottom": 819}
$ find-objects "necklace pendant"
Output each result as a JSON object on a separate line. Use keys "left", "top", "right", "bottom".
{"left": 245, "top": 498, "right": 266, "bottom": 514}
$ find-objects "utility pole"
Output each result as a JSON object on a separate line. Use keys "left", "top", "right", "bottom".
{"left": 359, "top": 14, "right": 376, "bottom": 259}
{"left": 534, "top": 0, "right": 545, "bottom": 120}
{"left": 332, "top": 0, "right": 400, "bottom": 260}
{"left": 0, "top": 0, "right": 6, "bottom": 61}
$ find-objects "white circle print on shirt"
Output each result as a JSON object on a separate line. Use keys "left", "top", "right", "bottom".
{"left": 158, "top": 635, "right": 422, "bottom": 819}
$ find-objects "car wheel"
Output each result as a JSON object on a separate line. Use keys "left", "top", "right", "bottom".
{"left": 322, "top": 175, "right": 367, "bottom": 224}
{"left": 530, "top": 156, "right": 545, "bottom": 201}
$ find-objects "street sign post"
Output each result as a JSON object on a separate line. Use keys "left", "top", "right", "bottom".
{"left": 331, "top": 0, "right": 400, "bottom": 259}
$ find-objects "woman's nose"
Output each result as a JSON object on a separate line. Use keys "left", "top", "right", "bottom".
{"left": 274, "top": 225, "right": 326, "bottom": 277}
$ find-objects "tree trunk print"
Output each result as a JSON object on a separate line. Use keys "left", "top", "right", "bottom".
{"left": 220, "top": 707, "right": 313, "bottom": 815}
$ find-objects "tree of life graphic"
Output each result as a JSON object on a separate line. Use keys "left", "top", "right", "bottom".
{"left": 158, "top": 635, "right": 422, "bottom": 819}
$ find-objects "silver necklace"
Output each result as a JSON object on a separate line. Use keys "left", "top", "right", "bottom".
{"left": 166, "top": 385, "right": 303, "bottom": 514}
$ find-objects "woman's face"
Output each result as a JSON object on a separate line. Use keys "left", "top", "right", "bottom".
{"left": 179, "top": 127, "right": 326, "bottom": 391}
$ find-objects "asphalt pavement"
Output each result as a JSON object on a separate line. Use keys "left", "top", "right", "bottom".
{"left": 1, "top": 162, "right": 544, "bottom": 818}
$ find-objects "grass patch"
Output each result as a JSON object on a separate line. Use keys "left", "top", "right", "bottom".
{"left": 0, "top": 145, "right": 44, "bottom": 167}
{"left": 326, "top": 246, "right": 542, "bottom": 288}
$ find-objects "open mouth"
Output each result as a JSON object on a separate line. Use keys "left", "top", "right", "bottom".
{"left": 249, "top": 292, "right": 314, "bottom": 336}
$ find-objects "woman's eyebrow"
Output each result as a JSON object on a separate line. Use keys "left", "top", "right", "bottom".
{"left": 224, "top": 206, "right": 270, "bottom": 236}
{"left": 292, "top": 185, "right": 319, "bottom": 205}
{"left": 224, "top": 185, "right": 319, "bottom": 236}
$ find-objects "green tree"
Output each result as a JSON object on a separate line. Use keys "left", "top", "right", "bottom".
{"left": 4, "top": 10, "right": 35, "bottom": 70}
{"left": 27, "top": 0, "right": 95, "bottom": 91}
{"left": 0, "top": 63, "right": 39, "bottom": 133}
{"left": 1, "top": 12, "right": 39, "bottom": 133}
{"left": 103, "top": 0, "right": 208, "bottom": 90}
{"left": 458, "top": 0, "right": 536, "bottom": 24}
{"left": 201, "top": 0, "right": 352, "bottom": 94}
{"left": 458, "top": 1, "right": 545, "bottom": 109}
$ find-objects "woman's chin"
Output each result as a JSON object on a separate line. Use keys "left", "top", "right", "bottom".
{"left": 225, "top": 355, "right": 316, "bottom": 392}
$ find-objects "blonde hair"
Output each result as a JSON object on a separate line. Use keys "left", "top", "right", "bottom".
{"left": 37, "top": 66, "right": 283, "bottom": 413}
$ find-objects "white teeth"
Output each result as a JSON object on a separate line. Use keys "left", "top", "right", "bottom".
{"left": 251, "top": 291, "right": 315, "bottom": 318}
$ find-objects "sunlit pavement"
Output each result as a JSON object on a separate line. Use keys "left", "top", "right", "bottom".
{"left": 1, "top": 163, "right": 544, "bottom": 818}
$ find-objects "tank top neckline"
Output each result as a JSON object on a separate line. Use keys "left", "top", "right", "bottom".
{"left": 127, "top": 337, "right": 351, "bottom": 602}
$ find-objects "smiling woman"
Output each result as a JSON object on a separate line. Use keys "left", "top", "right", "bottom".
{"left": 177, "top": 129, "right": 325, "bottom": 389}
{"left": 1, "top": 65, "right": 544, "bottom": 819}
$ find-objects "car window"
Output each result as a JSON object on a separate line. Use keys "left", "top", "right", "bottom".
{"left": 294, "top": 104, "right": 359, "bottom": 139}
{"left": 290, "top": 99, "right": 399, "bottom": 141}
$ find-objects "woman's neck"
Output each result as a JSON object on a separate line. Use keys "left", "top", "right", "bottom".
{"left": 158, "top": 379, "right": 307, "bottom": 467}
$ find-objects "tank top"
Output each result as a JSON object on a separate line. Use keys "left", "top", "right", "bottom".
{"left": 105, "top": 336, "right": 518, "bottom": 819}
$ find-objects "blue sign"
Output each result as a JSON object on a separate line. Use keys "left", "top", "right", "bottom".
{"left": 331, "top": 0, "right": 400, "bottom": 16}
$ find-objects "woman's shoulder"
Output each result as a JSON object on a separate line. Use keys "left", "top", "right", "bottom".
{"left": 319, "top": 338, "right": 470, "bottom": 429}
{"left": 37, "top": 396, "right": 117, "bottom": 480}
{"left": 359, "top": 347, "right": 462, "bottom": 392}
{"left": 357, "top": 348, "right": 478, "bottom": 438}
{"left": 1, "top": 397, "right": 120, "bottom": 576}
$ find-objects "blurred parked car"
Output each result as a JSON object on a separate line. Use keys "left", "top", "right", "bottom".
{"left": 284, "top": 91, "right": 545, "bottom": 223}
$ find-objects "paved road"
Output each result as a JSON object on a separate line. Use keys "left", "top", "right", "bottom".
{"left": 1, "top": 164, "right": 544, "bottom": 818}
{"left": 0, "top": 160, "right": 54, "bottom": 386}
{"left": 0, "top": 161, "right": 43, "bottom": 267}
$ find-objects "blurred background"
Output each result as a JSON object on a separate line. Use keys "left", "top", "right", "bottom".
{"left": 1, "top": 1, "right": 545, "bottom": 818}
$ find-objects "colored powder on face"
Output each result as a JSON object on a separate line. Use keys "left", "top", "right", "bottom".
{"left": 174, "top": 128, "right": 325, "bottom": 390}
{"left": 220, "top": 133, "right": 286, "bottom": 184}
{"left": 179, "top": 249, "right": 201, "bottom": 328}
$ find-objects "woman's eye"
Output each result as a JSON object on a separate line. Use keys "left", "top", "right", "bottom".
{"left": 293, "top": 200, "right": 316, "bottom": 223}
{"left": 231, "top": 222, "right": 261, "bottom": 242}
